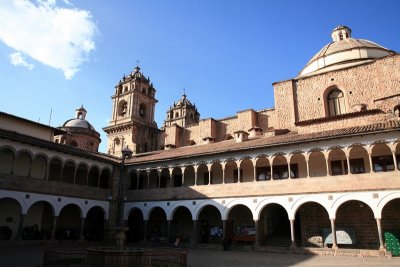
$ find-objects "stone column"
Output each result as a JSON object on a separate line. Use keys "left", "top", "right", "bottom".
{"left": 324, "top": 154, "right": 331, "bottom": 176}
{"left": 17, "top": 214, "right": 26, "bottom": 240}
{"left": 330, "top": 219, "right": 338, "bottom": 249}
{"left": 194, "top": 165, "right": 198, "bottom": 186}
{"left": 253, "top": 159, "right": 257, "bottom": 182}
{"left": 80, "top": 217, "right": 85, "bottom": 240}
{"left": 51, "top": 216, "right": 58, "bottom": 240}
{"left": 157, "top": 169, "right": 161, "bottom": 188}
{"left": 376, "top": 218, "right": 385, "bottom": 250}
{"left": 270, "top": 156, "right": 274, "bottom": 180}
{"left": 207, "top": 164, "right": 212, "bottom": 185}
{"left": 290, "top": 219, "right": 296, "bottom": 247}
{"left": 192, "top": 220, "right": 198, "bottom": 244}
{"left": 344, "top": 149, "right": 351, "bottom": 174}
{"left": 222, "top": 220, "right": 227, "bottom": 239}
{"left": 221, "top": 163, "right": 226, "bottom": 184}
{"left": 392, "top": 150, "right": 398, "bottom": 171}
{"left": 368, "top": 150, "right": 374, "bottom": 173}
{"left": 147, "top": 170, "right": 151, "bottom": 188}
{"left": 137, "top": 170, "right": 141, "bottom": 189}
{"left": 167, "top": 220, "right": 171, "bottom": 239}
{"left": 237, "top": 161, "right": 241, "bottom": 183}
{"left": 144, "top": 220, "right": 148, "bottom": 241}
{"left": 254, "top": 219, "right": 260, "bottom": 247}
{"left": 169, "top": 168, "right": 174, "bottom": 188}
{"left": 181, "top": 167, "right": 186, "bottom": 187}
{"left": 304, "top": 153, "right": 310, "bottom": 178}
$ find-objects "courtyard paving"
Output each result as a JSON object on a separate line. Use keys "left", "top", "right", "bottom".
{"left": 0, "top": 243, "right": 400, "bottom": 267}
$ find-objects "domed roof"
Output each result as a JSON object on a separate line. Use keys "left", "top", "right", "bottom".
{"left": 61, "top": 106, "right": 96, "bottom": 131}
{"left": 176, "top": 93, "right": 194, "bottom": 107}
{"left": 299, "top": 26, "right": 395, "bottom": 76}
{"left": 63, "top": 118, "right": 96, "bottom": 131}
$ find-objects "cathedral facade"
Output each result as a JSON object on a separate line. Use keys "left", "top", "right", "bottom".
{"left": 1, "top": 25, "right": 400, "bottom": 256}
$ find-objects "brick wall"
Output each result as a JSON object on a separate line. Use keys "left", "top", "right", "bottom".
{"left": 298, "top": 202, "right": 330, "bottom": 247}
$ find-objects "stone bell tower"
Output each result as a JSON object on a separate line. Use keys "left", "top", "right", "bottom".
{"left": 103, "top": 66, "right": 160, "bottom": 156}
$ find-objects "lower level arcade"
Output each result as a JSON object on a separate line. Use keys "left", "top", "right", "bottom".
{"left": 124, "top": 190, "right": 400, "bottom": 251}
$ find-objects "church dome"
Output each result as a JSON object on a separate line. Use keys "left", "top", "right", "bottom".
{"left": 299, "top": 26, "right": 395, "bottom": 76}
{"left": 62, "top": 106, "right": 96, "bottom": 131}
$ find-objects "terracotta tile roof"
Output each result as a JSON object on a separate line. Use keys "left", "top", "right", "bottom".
{"left": 127, "top": 120, "right": 400, "bottom": 164}
{"left": 0, "top": 128, "right": 119, "bottom": 163}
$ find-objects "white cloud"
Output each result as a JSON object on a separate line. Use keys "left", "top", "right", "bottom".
{"left": 0, "top": 0, "right": 97, "bottom": 79}
{"left": 10, "top": 52, "right": 34, "bottom": 70}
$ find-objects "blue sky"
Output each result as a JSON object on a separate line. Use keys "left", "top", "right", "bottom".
{"left": 1, "top": 0, "right": 399, "bottom": 153}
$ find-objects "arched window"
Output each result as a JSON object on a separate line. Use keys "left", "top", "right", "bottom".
{"left": 139, "top": 103, "right": 146, "bottom": 118}
{"left": 394, "top": 105, "right": 400, "bottom": 117}
{"left": 118, "top": 100, "right": 128, "bottom": 116}
{"left": 327, "top": 89, "right": 346, "bottom": 116}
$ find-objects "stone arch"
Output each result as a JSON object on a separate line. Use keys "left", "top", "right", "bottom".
{"left": 335, "top": 200, "right": 378, "bottom": 249}
{"left": 258, "top": 202, "right": 291, "bottom": 246}
{"left": 61, "top": 160, "right": 76, "bottom": 184}
{"left": 0, "top": 146, "right": 15, "bottom": 174}
{"left": 172, "top": 167, "right": 182, "bottom": 187}
{"left": 255, "top": 199, "right": 290, "bottom": 220}
{"left": 13, "top": 149, "right": 32, "bottom": 177}
{"left": 147, "top": 206, "right": 168, "bottom": 240}
{"left": 255, "top": 156, "right": 271, "bottom": 181}
{"left": 75, "top": 163, "right": 89, "bottom": 185}
{"left": 194, "top": 202, "right": 223, "bottom": 221}
{"left": 197, "top": 204, "right": 222, "bottom": 244}
{"left": 99, "top": 168, "right": 111, "bottom": 189}
{"left": 328, "top": 147, "right": 347, "bottom": 175}
{"left": 240, "top": 158, "right": 253, "bottom": 182}
{"left": 196, "top": 162, "right": 209, "bottom": 185}
{"left": 183, "top": 165, "right": 195, "bottom": 186}
{"left": 31, "top": 154, "right": 48, "bottom": 179}
{"left": 348, "top": 145, "right": 370, "bottom": 173}
{"left": 294, "top": 201, "right": 330, "bottom": 247}
{"left": 139, "top": 103, "right": 147, "bottom": 118}
{"left": 48, "top": 157, "right": 63, "bottom": 182}
{"left": 159, "top": 168, "right": 170, "bottom": 188}
{"left": 224, "top": 160, "right": 238, "bottom": 184}
{"left": 129, "top": 169, "right": 138, "bottom": 190}
{"left": 371, "top": 142, "right": 395, "bottom": 172}
{"left": 55, "top": 204, "right": 82, "bottom": 240}
{"left": 88, "top": 165, "right": 100, "bottom": 187}
{"left": 308, "top": 150, "right": 327, "bottom": 177}
{"left": 118, "top": 100, "right": 128, "bottom": 116}
{"left": 127, "top": 207, "right": 145, "bottom": 242}
{"left": 0, "top": 197, "right": 22, "bottom": 240}
{"left": 24, "top": 201, "right": 55, "bottom": 240}
{"left": 272, "top": 155, "right": 289, "bottom": 179}
{"left": 331, "top": 194, "right": 376, "bottom": 219}
{"left": 377, "top": 192, "right": 400, "bottom": 218}
{"left": 226, "top": 204, "right": 254, "bottom": 242}
{"left": 289, "top": 152, "right": 307, "bottom": 178}
{"left": 170, "top": 206, "right": 193, "bottom": 243}
{"left": 84, "top": 206, "right": 105, "bottom": 241}
{"left": 210, "top": 162, "right": 223, "bottom": 184}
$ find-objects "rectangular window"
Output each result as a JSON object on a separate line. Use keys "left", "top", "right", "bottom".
{"left": 272, "top": 164, "right": 298, "bottom": 179}
{"left": 331, "top": 160, "right": 348, "bottom": 175}
{"left": 349, "top": 158, "right": 365, "bottom": 174}
{"left": 372, "top": 156, "right": 395, "bottom": 172}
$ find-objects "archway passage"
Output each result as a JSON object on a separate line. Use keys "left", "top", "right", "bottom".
{"left": 56, "top": 204, "right": 81, "bottom": 240}
{"left": 0, "top": 198, "right": 21, "bottom": 240}
{"left": 127, "top": 208, "right": 144, "bottom": 242}
{"left": 197, "top": 205, "right": 222, "bottom": 244}
{"left": 336, "top": 200, "right": 378, "bottom": 249}
{"left": 148, "top": 207, "right": 168, "bottom": 242}
{"left": 227, "top": 205, "right": 255, "bottom": 246}
{"left": 24, "top": 201, "right": 54, "bottom": 240}
{"left": 296, "top": 202, "right": 330, "bottom": 247}
{"left": 171, "top": 206, "right": 193, "bottom": 244}
{"left": 259, "top": 204, "right": 291, "bottom": 246}
{"left": 84, "top": 207, "right": 104, "bottom": 241}
{"left": 382, "top": 198, "right": 400, "bottom": 256}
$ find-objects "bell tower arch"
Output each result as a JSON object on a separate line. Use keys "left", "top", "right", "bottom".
{"left": 103, "top": 66, "right": 160, "bottom": 156}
